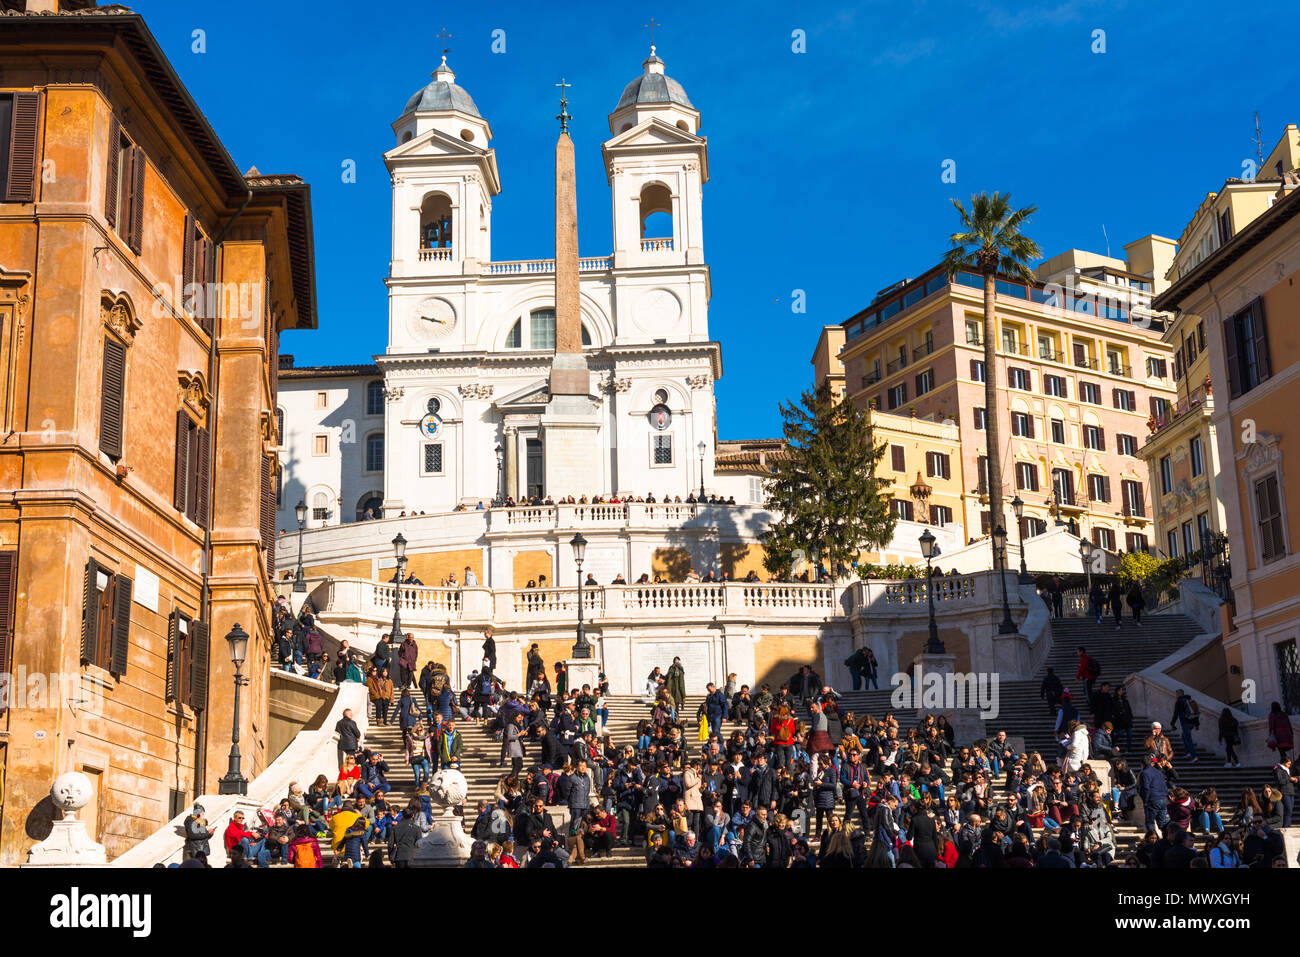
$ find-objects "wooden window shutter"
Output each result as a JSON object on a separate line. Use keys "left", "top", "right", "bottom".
{"left": 1127, "top": 390, "right": 1136, "bottom": 409}
{"left": 195, "top": 427, "right": 211, "bottom": 529}
{"left": 1097, "top": 428, "right": 1105, "bottom": 452}
{"left": 261, "top": 457, "right": 275, "bottom": 577}
{"left": 0, "top": 550, "right": 15, "bottom": 680}
{"left": 182, "top": 212, "right": 196, "bottom": 297}
{"left": 127, "top": 145, "right": 145, "bottom": 254}
{"left": 174, "top": 410, "right": 190, "bottom": 512}
{"left": 165, "top": 610, "right": 179, "bottom": 701}
{"left": 109, "top": 572, "right": 132, "bottom": 676}
{"left": 201, "top": 237, "right": 216, "bottom": 336}
{"left": 99, "top": 336, "right": 126, "bottom": 461}
{"left": 104, "top": 116, "right": 121, "bottom": 228}
{"left": 80, "top": 557, "right": 101, "bottom": 663}
{"left": 5, "top": 91, "right": 41, "bottom": 203}
{"left": 890, "top": 445, "right": 905, "bottom": 472}
{"left": 1251, "top": 299, "right": 1271, "bottom": 381}
{"left": 189, "top": 620, "right": 209, "bottom": 710}
{"left": 1223, "top": 314, "right": 1241, "bottom": 397}
{"left": 1026, "top": 415, "right": 1035, "bottom": 440}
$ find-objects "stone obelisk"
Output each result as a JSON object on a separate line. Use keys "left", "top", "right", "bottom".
{"left": 542, "top": 81, "right": 601, "bottom": 502}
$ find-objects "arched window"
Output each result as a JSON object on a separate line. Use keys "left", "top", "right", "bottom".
{"left": 530, "top": 309, "right": 556, "bottom": 350}
{"left": 357, "top": 493, "right": 383, "bottom": 521}
{"left": 505, "top": 319, "right": 521, "bottom": 349}
{"left": 426, "top": 396, "right": 441, "bottom": 415}
{"left": 366, "top": 433, "right": 384, "bottom": 472}
{"left": 311, "top": 491, "right": 330, "bottom": 522}
{"left": 366, "top": 380, "right": 385, "bottom": 416}
{"left": 582, "top": 325, "right": 592, "bottom": 347}
{"left": 419, "top": 193, "right": 453, "bottom": 250}
{"left": 275, "top": 407, "right": 284, "bottom": 441}
{"left": 639, "top": 182, "right": 673, "bottom": 240}
{"left": 401, "top": 130, "right": 413, "bottom": 143}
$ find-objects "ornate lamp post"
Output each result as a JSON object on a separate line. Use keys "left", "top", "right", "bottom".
{"left": 698, "top": 440, "right": 707, "bottom": 501}
{"left": 217, "top": 622, "right": 251, "bottom": 795}
{"left": 909, "top": 472, "right": 932, "bottom": 525}
{"left": 570, "top": 531, "right": 591, "bottom": 659}
{"left": 1079, "top": 536, "right": 1094, "bottom": 595}
{"left": 494, "top": 442, "right": 504, "bottom": 506}
{"left": 1011, "top": 494, "right": 1031, "bottom": 584}
{"left": 293, "top": 500, "right": 307, "bottom": 593}
{"left": 992, "top": 524, "right": 1017, "bottom": 634}
{"left": 390, "top": 533, "right": 407, "bottom": 667}
{"left": 919, "top": 529, "right": 944, "bottom": 653}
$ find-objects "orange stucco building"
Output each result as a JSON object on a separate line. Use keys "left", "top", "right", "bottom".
{"left": 0, "top": 7, "right": 315, "bottom": 862}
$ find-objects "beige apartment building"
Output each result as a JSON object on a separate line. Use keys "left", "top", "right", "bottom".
{"left": 838, "top": 245, "right": 1177, "bottom": 555}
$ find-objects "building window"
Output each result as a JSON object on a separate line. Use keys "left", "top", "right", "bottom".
{"left": 1183, "top": 521, "right": 1195, "bottom": 558}
{"left": 1146, "top": 357, "right": 1167, "bottom": 379}
{"left": 1117, "top": 434, "right": 1137, "bottom": 456}
{"left": 1087, "top": 473, "right": 1110, "bottom": 503}
{"left": 1276, "top": 640, "right": 1300, "bottom": 715}
{"left": 315, "top": 391, "right": 328, "bottom": 409}
{"left": 365, "top": 434, "right": 384, "bottom": 472}
{"left": 530, "top": 309, "right": 557, "bottom": 350}
{"left": 1112, "top": 389, "right": 1136, "bottom": 411}
{"left": 1093, "top": 527, "right": 1115, "bottom": 551}
{"left": 887, "top": 384, "right": 907, "bottom": 410}
{"left": 99, "top": 336, "right": 127, "bottom": 462}
{"left": 974, "top": 407, "right": 987, "bottom": 431}
{"left": 366, "top": 381, "right": 385, "bottom": 416}
{"left": 1197, "top": 513, "right": 1211, "bottom": 549}
{"left": 1052, "top": 468, "right": 1075, "bottom": 506}
{"left": 965, "top": 320, "right": 982, "bottom": 346}
{"left": 970, "top": 359, "right": 986, "bottom": 383}
{"left": 748, "top": 476, "right": 764, "bottom": 504}
{"left": 275, "top": 407, "right": 284, "bottom": 443}
{"left": 1024, "top": 517, "right": 1048, "bottom": 537}
{"left": 1167, "top": 530, "right": 1180, "bottom": 559}
{"left": 977, "top": 455, "right": 990, "bottom": 495}
{"left": 105, "top": 117, "right": 145, "bottom": 253}
{"left": 1223, "top": 298, "right": 1271, "bottom": 397}
{"left": 1011, "top": 412, "right": 1034, "bottom": 438}
{"left": 1008, "top": 367, "right": 1030, "bottom": 391}
{"left": 1079, "top": 382, "right": 1101, "bottom": 405}
{"left": 1149, "top": 396, "right": 1169, "bottom": 421}
{"left": 1189, "top": 437, "right": 1204, "bottom": 478}
{"left": 505, "top": 319, "right": 522, "bottom": 348}
{"left": 1083, "top": 424, "right": 1105, "bottom": 451}
{"left": 423, "top": 443, "right": 445, "bottom": 476}
{"left": 313, "top": 434, "right": 329, "bottom": 457}
{"left": 891, "top": 499, "right": 914, "bottom": 521}
{"left": 1255, "top": 473, "right": 1286, "bottom": 563}
{"left": 81, "top": 558, "right": 131, "bottom": 676}
{"left": 652, "top": 434, "right": 673, "bottom": 466}
{"left": 173, "top": 411, "right": 210, "bottom": 526}
{"left": 1159, "top": 456, "right": 1173, "bottom": 495}
{"left": 1122, "top": 480, "right": 1145, "bottom": 518}
{"left": 1044, "top": 375, "right": 1067, "bottom": 398}
{"left": 915, "top": 368, "right": 934, "bottom": 395}
{"left": 1015, "top": 462, "right": 1039, "bottom": 491}
{"left": 926, "top": 451, "right": 951, "bottom": 479}
{"left": 311, "top": 491, "right": 330, "bottom": 521}
{"left": 890, "top": 445, "right": 905, "bottom": 473}
{"left": 1125, "top": 532, "right": 1150, "bottom": 553}
{"left": 930, "top": 504, "right": 953, "bottom": 526}
{"left": 1050, "top": 419, "right": 1066, "bottom": 445}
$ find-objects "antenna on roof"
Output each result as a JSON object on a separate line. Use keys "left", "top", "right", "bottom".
{"left": 1254, "top": 111, "right": 1264, "bottom": 168}
{"left": 1101, "top": 223, "right": 1109, "bottom": 259}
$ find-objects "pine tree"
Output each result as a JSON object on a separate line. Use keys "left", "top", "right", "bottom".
{"left": 762, "top": 383, "right": 897, "bottom": 578}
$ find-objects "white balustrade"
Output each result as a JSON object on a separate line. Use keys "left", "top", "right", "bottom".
{"left": 742, "top": 583, "right": 836, "bottom": 608}
{"left": 640, "top": 238, "right": 674, "bottom": 252}
{"left": 418, "top": 247, "right": 453, "bottom": 262}
{"left": 627, "top": 583, "right": 725, "bottom": 610}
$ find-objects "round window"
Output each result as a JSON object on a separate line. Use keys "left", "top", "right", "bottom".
{"left": 653, "top": 388, "right": 669, "bottom": 405}
{"left": 427, "top": 397, "right": 441, "bottom": 415}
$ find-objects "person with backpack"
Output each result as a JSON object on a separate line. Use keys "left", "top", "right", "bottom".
{"left": 1075, "top": 646, "right": 1100, "bottom": 707}
{"left": 1170, "top": 689, "right": 1200, "bottom": 764}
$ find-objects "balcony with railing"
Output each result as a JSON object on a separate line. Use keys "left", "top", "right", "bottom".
{"left": 965, "top": 331, "right": 984, "bottom": 346}
{"left": 1147, "top": 383, "right": 1214, "bottom": 438}
{"left": 912, "top": 341, "right": 935, "bottom": 362}
{"left": 886, "top": 356, "right": 906, "bottom": 375}
{"left": 1073, "top": 355, "right": 1100, "bottom": 371}
{"left": 486, "top": 256, "right": 614, "bottom": 275}
{"left": 1001, "top": 340, "right": 1032, "bottom": 357}
{"left": 640, "top": 238, "right": 674, "bottom": 253}
{"left": 1106, "top": 363, "right": 1133, "bottom": 379}
{"left": 1038, "top": 349, "right": 1065, "bottom": 363}
{"left": 418, "top": 246, "right": 454, "bottom": 262}
{"left": 862, "top": 369, "right": 883, "bottom": 388}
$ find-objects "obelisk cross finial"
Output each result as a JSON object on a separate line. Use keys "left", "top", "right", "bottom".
{"left": 556, "top": 77, "right": 572, "bottom": 133}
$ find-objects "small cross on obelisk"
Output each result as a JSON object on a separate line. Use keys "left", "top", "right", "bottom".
{"left": 645, "top": 17, "right": 660, "bottom": 52}
{"left": 556, "top": 77, "right": 572, "bottom": 133}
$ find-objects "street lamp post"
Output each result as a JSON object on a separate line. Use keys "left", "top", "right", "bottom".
{"left": 494, "top": 442, "right": 504, "bottom": 506}
{"left": 570, "top": 532, "right": 591, "bottom": 659}
{"left": 217, "top": 622, "right": 251, "bottom": 795}
{"left": 919, "top": 529, "right": 944, "bottom": 654}
{"left": 293, "top": 500, "right": 307, "bottom": 593}
{"left": 992, "top": 524, "right": 1017, "bottom": 634}
{"left": 1011, "top": 494, "right": 1031, "bottom": 584}
{"left": 698, "top": 441, "right": 707, "bottom": 501}
{"left": 390, "top": 533, "right": 407, "bottom": 667}
{"left": 1080, "top": 537, "right": 1094, "bottom": 595}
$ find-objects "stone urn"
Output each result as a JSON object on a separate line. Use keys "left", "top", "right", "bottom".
{"left": 24, "top": 772, "right": 107, "bottom": 867}
{"left": 413, "top": 768, "right": 473, "bottom": 866}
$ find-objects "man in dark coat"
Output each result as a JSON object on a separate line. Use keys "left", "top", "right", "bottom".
{"left": 183, "top": 803, "right": 215, "bottom": 861}
{"left": 398, "top": 634, "right": 419, "bottom": 688}
{"left": 335, "top": 708, "right": 362, "bottom": 768}
{"left": 1138, "top": 756, "right": 1169, "bottom": 832}
{"left": 388, "top": 812, "right": 422, "bottom": 867}
{"left": 482, "top": 629, "right": 497, "bottom": 672}
{"left": 1039, "top": 667, "right": 1064, "bottom": 716}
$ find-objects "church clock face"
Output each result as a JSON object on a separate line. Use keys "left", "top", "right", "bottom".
{"left": 409, "top": 296, "right": 457, "bottom": 340}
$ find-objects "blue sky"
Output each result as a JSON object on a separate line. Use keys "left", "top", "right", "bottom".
{"left": 133, "top": 0, "right": 1298, "bottom": 438}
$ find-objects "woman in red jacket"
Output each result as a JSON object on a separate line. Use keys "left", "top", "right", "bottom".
{"left": 1269, "top": 701, "right": 1294, "bottom": 761}
{"left": 770, "top": 707, "right": 798, "bottom": 770}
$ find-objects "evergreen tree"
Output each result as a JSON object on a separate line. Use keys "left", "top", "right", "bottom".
{"left": 762, "top": 383, "right": 897, "bottom": 578}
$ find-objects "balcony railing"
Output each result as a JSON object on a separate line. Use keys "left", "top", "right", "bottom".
{"left": 1074, "top": 356, "right": 1100, "bottom": 371}
{"left": 966, "top": 331, "right": 984, "bottom": 346}
{"left": 418, "top": 247, "right": 454, "bottom": 262}
{"left": 1038, "top": 349, "right": 1064, "bottom": 363}
{"left": 912, "top": 341, "right": 935, "bottom": 362}
{"left": 640, "top": 238, "right": 674, "bottom": 252}
{"left": 1149, "top": 385, "right": 1214, "bottom": 436}
{"left": 1107, "top": 363, "right": 1133, "bottom": 378}
{"left": 486, "top": 256, "right": 613, "bottom": 275}
{"left": 1123, "top": 501, "right": 1146, "bottom": 519}
{"left": 1001, "top": 341, "right": 1031, "bottom": 356}
{"left": 862, "top": 370, "right": 883, "bottom": 388}
{"left": 886, "top": 357, "right": 906, "bottom": 375}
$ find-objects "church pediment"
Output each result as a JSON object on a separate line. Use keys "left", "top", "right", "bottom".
{"left": 493, "top": 378, "right": 602, "bottom": 412}
{"left": 385, "top": 127, "right": 490, "bottom": 161}
{"left": 604, "top": 115, "right": 702, "bottom": 149}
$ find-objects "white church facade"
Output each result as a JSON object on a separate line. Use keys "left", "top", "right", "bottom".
{"left": 278, "top": 50, "right": 730, "bottom": 529}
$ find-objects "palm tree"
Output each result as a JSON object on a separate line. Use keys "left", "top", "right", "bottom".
{"left": 941, "top": 192, "right": 1041, "bottom": 546}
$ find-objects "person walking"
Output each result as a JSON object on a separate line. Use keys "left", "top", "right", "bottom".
{"left": 666, "top": 657, "right": 687, "bottom": 716}
{"left": 1268, "top": 701, "right": 1294, "bottom": 761}
{"left": 1113, "top": 686, "right": 1135, "bottom": 754}
{"left": 1126, "top": 579, "right": 1146, "bottom": 627}
{"left": 1218, "top": 707, "right": 1242, "bottom": 768}
{"left": 398, "top": 633, "right": 419, "bottom": 689}
{"left": 1170, "top": 689, "right": 1200, "bottom": 764}
{"left": 504, "top": 711, "right": 526, "bottom": 778}
{"left": 1107, "top": 580, "right": 1124, "bottom": 629}
{"left": 482, "top": 629, "right": 497, "bottom": 672}
{"left": 1273, "top": 755, "right": 1297, "bottom": 827}
{"left": 368, "top": 667, "right": 394, "bottom": 726}
{"left": 863, "top": 648, "right": 879, "bottom": 691}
